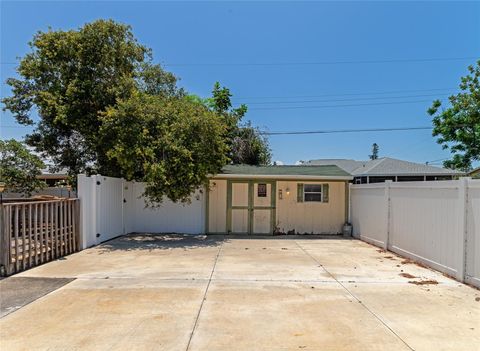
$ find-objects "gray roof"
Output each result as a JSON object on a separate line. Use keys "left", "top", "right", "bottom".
{"left": 306, "top": 157, "right": 463, "bottom": 176}
{"left": 303, "top": 159, "right": 365, "bottom": 173}
{"left": 220, "top": 164, "right": 351, "bottom": 178}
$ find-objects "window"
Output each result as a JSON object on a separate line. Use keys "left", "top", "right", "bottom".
{"left": 257, "top": 183, "right": 267, "bottom": 197}
{"left": 304, "top": 184, "right": 322, "bottom": 202}
{"left": 297, "top": 183, "right": 329, "bottom": 203}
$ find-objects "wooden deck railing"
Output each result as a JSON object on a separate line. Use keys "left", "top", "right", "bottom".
{"left": 0, "top": 198, "right": 80, "bottom": 276}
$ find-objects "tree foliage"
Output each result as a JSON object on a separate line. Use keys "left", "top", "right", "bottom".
{"left": 101, "top": 94, "right": 229, "bottom": 204}
{"left": 2, "top": 20, "right": 178, "bottom": 176}
{"left": 0, "top": 139, "right": 46, "bottom": 195}
{"left": 194, "top": 82, "right": 272, "bottom": 165}
{"left": 2, "top": 20, "right": 272, "bottom": 204}
{"left": 369, "top": 143, "right": 379, "bottom": 160}
{"left": 231, "top": 122, "right": 272, "bottom": 165}
{"left": 428, "top": 60, "right": 480, "bottom": 171}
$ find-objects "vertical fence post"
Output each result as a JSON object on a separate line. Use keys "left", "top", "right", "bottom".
{"left": 384, "top": 180, "right": 392, "bottom": 250}
{"left": 77, "top": 174, "right": 97, "bottom": 249}
{"left": 0, "top": 205, "right": 8, "bottom": 276}
{"left": 28, "top": 203, "right": 33, "bottom": 268}
{"left": 458, "top": 177, "right": 470, "bottom": 282}
{"left": 21, "top": 204, "right": 26, "bottom": 271}
{"left": 348, "top": 183, "right": 352, "bottom": 224}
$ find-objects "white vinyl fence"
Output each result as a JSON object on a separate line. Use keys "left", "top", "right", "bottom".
{"left": 350, "top": 178, "right": 480, "bottom": 287}
{"left": 77, "top": 174, "right": 205, "bottom": 249}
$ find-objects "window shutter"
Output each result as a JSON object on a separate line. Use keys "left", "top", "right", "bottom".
{"left": 322, "top": 184, "right": 329, "bottom": 203}
{"left": 297, "top": 183, "right": 304, "bottom": 202}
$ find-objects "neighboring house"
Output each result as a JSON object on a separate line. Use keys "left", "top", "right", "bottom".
{"left": 469, "top": 167, "right": 480, "bottom": 179}
{"left": 4, "top": 170, "right": 72, "bottom": 199}
{"left": 38, "top": 171, "right": 68, "bottom": 187}
{"left": 304, "top": 157, "right": 463, "bottom": 184}
{"left": 207, "top": 165, "right": 352, "bottom": 235}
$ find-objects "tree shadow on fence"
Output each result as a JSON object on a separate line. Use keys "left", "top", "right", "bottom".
{"left": 97, "top": 233, "right": 226, "bottom": 253}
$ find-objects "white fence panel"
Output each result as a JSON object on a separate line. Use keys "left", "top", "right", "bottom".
{"left": 388, "top": 182, "right": 463, "bottom": 279}
{"left": 128, "top": 182, "right": 205, "bottom": 234}
{"left": 78, "top": 175, "right": 206, "bottom": 249}
{"left": 466, "top": 181, "right": 480, "bottom": 287}
{"left": 350, "top": 179, "right": 480, "bottom": 287}
{"left": 350, "top": 184, "right": 388, "bottom": 248}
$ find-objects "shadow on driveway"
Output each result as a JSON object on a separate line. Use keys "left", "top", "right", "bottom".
{"left": 97, "top": 233, "right": 227, "bottom": 253}
{"left": 96, "top": 233, "right": 350, "bottom": 254}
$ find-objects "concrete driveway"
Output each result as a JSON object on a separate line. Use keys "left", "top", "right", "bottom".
{"left": 1, "top": 234, "right": 479, "bottom": 351}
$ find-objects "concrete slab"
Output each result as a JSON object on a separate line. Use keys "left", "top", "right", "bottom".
{"left": 213, "top": 241, "right": 334, "bottom": 281}
{"left": 189, "top": 280, "right": 410, "bottom": 351}
{"left": 0, "top": 277, "right": 74, "bottom": 317}
{"left": 345, "top": 282, "right": 480, "bottom": 351}
{"left": 0, "top": 278, "right": 207, "bottom": 351}
{"left": 298, "top": 239, "right": 454, "bottom": 284}
{"left": 1, "top": 234, "right": 479, "bottom": 350}
{"left": 17, "top": 234, "right": 221, "bottom": 280}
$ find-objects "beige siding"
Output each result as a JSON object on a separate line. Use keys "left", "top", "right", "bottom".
{"left": 208, "top": 178, "right": 347, "bottom": 235}
{"left": 253, "top": 183, "right": 272, "bottom": 207}
{"left": 232, "top": 182, "right": 248, "bottom": 206}
{"left": 208, "top": 180, "right": 227, "bottom": 233}
{"left": 232, "top": 209, "right": 249, "bottom": 233}
{"left": 276, "top": 181, "right": 346, "bottom": 234}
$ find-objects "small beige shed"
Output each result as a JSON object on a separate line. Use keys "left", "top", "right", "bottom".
{"left": 207, "top": 165, "right": 353, "bottom": 235}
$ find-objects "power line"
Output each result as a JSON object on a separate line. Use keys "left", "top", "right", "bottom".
{"left": 232, "top": 88, "right": 456, "bottom": 100}
{"left": 3, "top": 56, "right": 476, "bottom": 67}
{"left": 2, "top": 124, "right": 436, "bottom": 136}
{"left": 425, "top": 157, "right": 450, "bottom": 165}
{"left": 238, "top": 93, "right": 445, "bottom": 105}
{"left": 249, "top": 99, "right": 434, "bottom": 111}
{"left": 158, "top": 56, "right": 477, "bottom": 67}
{"left": 259, "top": 126, "right": 433, "bottom": 136}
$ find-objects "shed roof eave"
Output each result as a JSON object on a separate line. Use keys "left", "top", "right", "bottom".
{"left": 209, "top": 174, "right": 353, "bottom": 181}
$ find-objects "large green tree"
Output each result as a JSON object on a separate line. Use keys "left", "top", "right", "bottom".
{"left": 2, "top": 19, "right": 179, "bottom": 176}
{"left": 0, "top": 140, "right": 46, "bottom": 195}
{"left": 2, "top": 19, "right": 271, "bottom": 205}
{"left": 191, "top": 82, "right": 272, "bottom": 165}
{"left": 231, "top": 122, "right": 272, "bottom": 165}
{"left": 101, "top": 93, "right": 229, "bottom": 204}
{"left": 428, "top": 60, "right": 480, "bottom": 171}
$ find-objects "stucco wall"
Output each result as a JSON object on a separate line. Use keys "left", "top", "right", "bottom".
{"left": 276, "top": 181, "right": 346, "bottom": 234}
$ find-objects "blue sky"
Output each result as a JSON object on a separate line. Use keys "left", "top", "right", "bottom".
{"left": 1, "top": 1, "right": 479, "bottom": 166}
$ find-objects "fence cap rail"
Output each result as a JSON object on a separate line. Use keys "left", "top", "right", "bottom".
{"left": 1, "top": 198, "right": 79, "bottom": 206}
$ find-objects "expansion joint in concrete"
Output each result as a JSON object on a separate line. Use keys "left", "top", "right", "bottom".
{"left": 185, "top": 239, "right": 224, "bottom": 351}
{"left": 294, "top": 240, "right": 415, "bottom": 351}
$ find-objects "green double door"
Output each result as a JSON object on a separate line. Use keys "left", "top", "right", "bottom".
{"left": 227, "top": 180, "right": 276, "bottom": 235}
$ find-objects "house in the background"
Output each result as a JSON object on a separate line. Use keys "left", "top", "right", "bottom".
{"left": 38, "top": 169, "right": 68, "bottom": 187}
{"left": 4, "top": 169, "right": 72, "bottom": 199}
{"left": 304, "top": 157, "right": 463, "bottom": 184}
{"left": 207, "top": 165, "right": 352, "bottom": 235}
{"left": 469, "top": 167, "right": 480, "bottom": 179}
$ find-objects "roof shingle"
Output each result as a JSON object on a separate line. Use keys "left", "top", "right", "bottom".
{"left": 306, "top": 157, "right": 463, "bottom": 176}
{"left": 220, "top": 164, "right": 351, "bottom": 178}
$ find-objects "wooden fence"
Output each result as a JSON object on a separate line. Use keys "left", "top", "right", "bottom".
{"left": 0, "top": 198, "right": 80, "bottom": 276}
